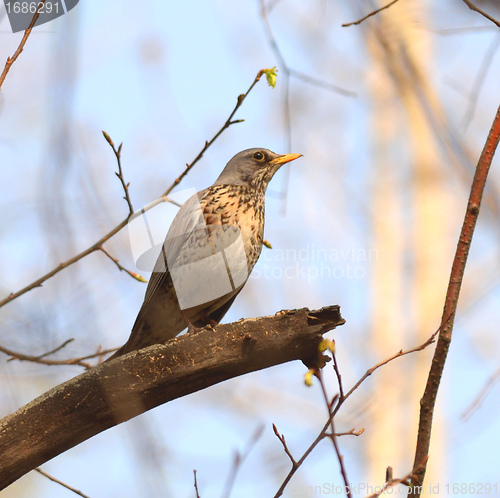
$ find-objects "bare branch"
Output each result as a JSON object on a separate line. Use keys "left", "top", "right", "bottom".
{"left": 274, "top": 328, "right": 436, "bottom": 498}
{"left": 342, "top": 0, "right": 401, "bottom": 28}
{"left": 35, "top": 468, "right": 90, "bottom": 498}
{"left": 222, "top": 424, "right": 264, "bottom": 498}
{"left": 0, "top": 306, "right": 344, "bottom": 491}
{"left": 265, "top": 0, "right": 283, "bottom": 14}
{"left": 409, "top": 103, "right": 500, "bottom": 496}
{"left": 27, "top": 338, "right": 74, "bottom": 360}
{"left": 273, "top": 395, "right": 339, "bottom": 498}
{"left": 193, "top": 470, "right": 201, "bottom": 498}
{"left": 366, "top": 458, "right": 428, "bottom": 498}
{"left": 430, "top": 26, "right": 496, "bottom": 36}
{"left": 0, "top": 341, "right": 116, "bottom": 369}
{"left": 328, "top": 417, "right": 351, "bottom": 498}
{"left": 462, "top": 0, "right": 500, "bottom": 29}
{"left": 332, "top": 349, "right": 345, "bottom": 399}
{"left": 272, "top": 424, "right": 297, "bottom": 468}
{"left": 461, "top": 365, "right": 500, "bottom": 420}
{"left": 102, "top": 131, "right": 134, "bottom": 216}
{"left": 258, "top": 0, "right": 354, "bottom": 217}
{"left": 0, "top": 0, "right": 47, "bottom": 91}
{"left": 288, "top": 69, "right": 356, "bottom": 97}
{"left": 341, "top": 330, "right": 439, "bottom": 405}
{"left": 462, "top": 34, "right": 500, "bottom": 130}
{"left": 161, "top": 69, "right": 268, "bottom": 197}
{"left": 0, "top": 217, "right": 130, "bottom": 309}
{"left": 98, "top": 246, "right": 147, "bottom": 283}
{"left": 317, "top": 374, "right": 351, "bottom": 498}
{"left": 334, "top": 429, "right": 365, "bottom": 437}
{"left": 0, "top": 70, "right": 267, "bottom": 310}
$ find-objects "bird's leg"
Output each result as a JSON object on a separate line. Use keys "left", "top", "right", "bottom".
{"left": 196, "top": 314, "right": 219, "bottom": 333}
{"left": 180, "top": 309, "right": 199, "bottom": 334}
{"left": 182, "top": 310, "right": 220, "bottom": 334}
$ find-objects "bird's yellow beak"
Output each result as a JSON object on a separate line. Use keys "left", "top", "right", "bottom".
{"left": 270, "top": 153, "right": 303, "bottom": 166}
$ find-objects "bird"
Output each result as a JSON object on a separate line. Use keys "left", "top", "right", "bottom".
{"left": 108, "top": 148, "right": 302, "bottom": 360}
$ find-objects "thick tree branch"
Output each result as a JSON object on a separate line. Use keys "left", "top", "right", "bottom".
{"left": 408, "top": 103, "right": 500, "bottom": 496}
{"left": 0, "top": 305, "right": 344, "bottom": 491}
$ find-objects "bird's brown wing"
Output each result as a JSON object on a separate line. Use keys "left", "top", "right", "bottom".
{"left": 111, "top": 188, "right": 250, "bottom": 359}
{"left": 109, "top": 191, "right": 211, "bottom": 358}
{"left": 141, "top": 191, "right": 208, "bottom": 306}
{"left": 197, "top": 292, "right": 240, "bottom": 326}
{"left": 133, "top": 190, "right": 209, "bottom": 322}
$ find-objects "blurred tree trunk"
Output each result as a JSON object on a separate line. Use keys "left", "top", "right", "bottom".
{"left": 364, "top": 0, "right": 452, "bottom": 483}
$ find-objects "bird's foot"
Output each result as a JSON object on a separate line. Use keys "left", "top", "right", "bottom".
{"left": 180, "top": 309, "right": 198, "bottom": 334}
{"left": 181, "top": 310, "right": 219, "bottom": 334}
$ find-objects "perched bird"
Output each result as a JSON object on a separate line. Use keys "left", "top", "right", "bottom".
{"left": 109, "top": 148, "right": 302, "bottom": 359}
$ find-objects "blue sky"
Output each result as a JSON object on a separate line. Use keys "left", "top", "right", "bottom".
{"left": 1, "top": 0, "right": 500, "bottom": 497}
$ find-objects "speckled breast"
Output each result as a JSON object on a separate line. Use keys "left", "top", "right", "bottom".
{"left": 200, "top": 184, "right": 265, "bottom": 272}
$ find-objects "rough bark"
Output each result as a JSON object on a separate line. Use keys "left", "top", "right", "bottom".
{"left": 0, "top": 305, "right": 344, "bottom": 490}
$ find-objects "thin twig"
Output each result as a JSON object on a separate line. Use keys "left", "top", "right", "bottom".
{"left": 462, "top": 34, "right": 500, "bottom": 130}
{"left": 342, "top": 0, "right": 401, "bottom": 27}
{"left": 66, "top": 346, "right": 117, "bottom": 363}
{"left": 273, "top": 397, "right": 338, "bottom": 498}
{"left": 259, "top": 0, "right": 292, "bottom": 216}
{"left": 0, "top": 217, "right": 129, "bottom": 309}
{"left": 98, "top": 246, "right": 147, "bottom": 283}
{"left": 259, "top": 0, "right": 354, "bottom": 215}
{"left": 317, "top": 370, "right": 334, "bottom": 413}
{"left": 430, "top": 25, "right": 496, "bottom": 36}
{"left": 332, "top": 350, "right": 345, "bottom": 399}
{"left": 0, "top": 71, "right": 266, "bottom": 310}
{"left": 274, "top": 331, "right": 437, "bottom": 498}
{"left": 409, "top": 103, "right": 500, "bottom": 496}
{"left": 0, "top": 0, "right": 47, "bottom": 91}
{"left": 272, "top": 424, "right": 297, "bottom": 467}
{"left": 317, "top": 373, "right": 351, "bottom": 498}
{"left": 162, "top": 69, "right": 266, "bottom": 197}
{"left": 288, "top": 69, "right": 357, "bottom": 97}
{"left": 461, "top": 365, "right": 500, "bottom": 421}
{"left": 259, "top": 1, "right": 354, "bottom": 97}
{"left": 102, "top": 131, "right": 134, "bottom": 216}
{"left": 340, "top": 330, "right": 439, "bottom": 407}
{"left": 0, "top": 342, "right": 116, "bottom": 369}
{"left": 266, "top": 0, "right": 283, "bottom": 14}
{"left": 35, "top": 468, "right": 90, "bottom": 498}
{"left": 0, "top": 338, "right": 73, "bottom": 363}
{"left": 334, "top": 429, "right": 365, "bottom": 437}
{"left": 328, "top": 417, "right": 351, "bottom": 498}
{"left": 222, "top": 424, "right": 265, "bottom": 498}
{"left": 365, "top": 458, "right": 428, "bottom": 498}
{"left": 193, "top": 469, "right": 201, "bottom": 498}
{"left": 462, "top": 0, "right": 500, "bottom": 29}
{"left": 31, "top": 338, "right": 74, "bottom": 360}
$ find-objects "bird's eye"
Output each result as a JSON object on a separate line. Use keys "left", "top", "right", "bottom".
{"left": 252, "top": 151, "right": 265, "bottom": 161}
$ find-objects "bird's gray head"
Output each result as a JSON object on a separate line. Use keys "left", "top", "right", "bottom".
{"left": 213, "top": 148, "right": 302, "bottom": 191}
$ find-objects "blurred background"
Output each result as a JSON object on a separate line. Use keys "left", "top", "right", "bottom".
{"left": 1, "top": 0, "right": 500, "bottom": 496}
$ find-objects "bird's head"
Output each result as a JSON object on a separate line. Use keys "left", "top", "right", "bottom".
{"left": 213, "top": 148, "right": 302, "bottom": 191}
